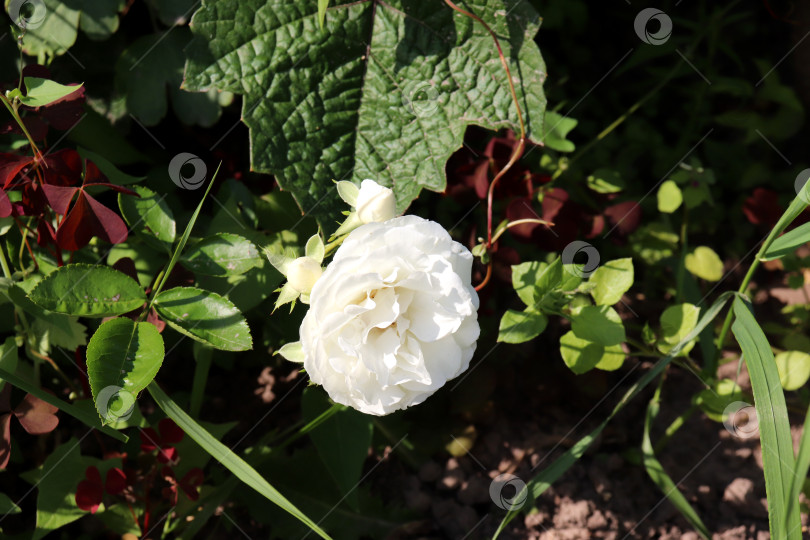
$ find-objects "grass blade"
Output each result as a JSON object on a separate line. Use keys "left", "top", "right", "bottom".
{"left": 731, "top": 296, "right": 800, "bottom": 540}
{"left": 787, "top": 402, "right": 810, "bottom": 533}
{"left": 0, "top": 366, "right": 127, "bottom": 442}
{"left": 642, "top": 378, "right": 710, "bottom": 539}
{"left": 761, "top": 221, "right": 810, "bottom": 261}
{"left": 492, "top": 291, "right": 734, "bottom": 538}
{"left": 148, "top": 382, "right": 333, "bottom": 540}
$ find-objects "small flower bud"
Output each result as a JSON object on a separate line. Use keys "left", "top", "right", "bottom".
{"left": 286, "top": 256, "right": 322, "bottom": 293}
{"left": 356, "top": 179, "right": 396, "bottom": 223}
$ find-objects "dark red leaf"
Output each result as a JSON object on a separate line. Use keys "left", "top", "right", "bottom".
{"left": 743, "top": 188, "right": 782, "bottom": 227}
{"left": 0, "top": 413, "right": 11, "bottom": 469}
{"left": 112, "top": 257, "right": 139, "bottom": 282}
{"left": 603, "top": 200, "right": 642, "bottom": 236}
{"left": 505, "top": 197, "right": 542, "bottom": 240}
{"left": 41, "top": 184, "right": 78, "bottom": 215}
{"left": 85, "top": 465, "right": 102, "bottom": 485}
{"left": 82, "top": 192, "right": 129, "bottom": 243}
{"left": 105, "top": 467, "right": 127, "bottom": 495}
{"left": 147, "top": 308, "right": 166, "bottom": 333}
{"left": 0, "top": 154, "right": 33, "bottom": 189}
{"left": 37, "top": 85, "right": 85, "bottom": 131}
{"left": 178, "top": 468, "right": 204, "bottom": 501}
{"left": 36, "top": 219, "right": 57, "bottom": 248}
{"left": 158, "top": 418, "right": 184, "bottom": 445}
{"left": 41, "top": 149, "right": 82, "bottom": 187}
{"left": 14, "top": 393, "right": 59, "bottom": 435}
{"left": 0, "top": 189, "right": 9, "bottom": 219}
{"left": 0, "top": 385, "right": 10, "bottom": 412}
{"left": 157, "top": 446, "right": 178, "bottom": 465}
{"left": 587, "top": 214, "right": 606, "bottom": 238}
{"left": 139, "top": 427, "right": 161, "bottom": 452}
{"left": 55, "top": 191, "right": 129, "bottom": 251}
{"left": 75, "top": 466, "right": 104, "bottom": 513}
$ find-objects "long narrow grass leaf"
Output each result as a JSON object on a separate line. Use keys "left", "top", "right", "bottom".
{"left": 787, "top": 402, "right": 810, "bottom": 534}
{"left": 148, "top": 382, "right": 332, "bottom": 540}
{"left": 731, "top": 296, "right": 800, "bottom": 540}
{"left": 493, "top": 291, "right": 734, "bottom": 538}
{"left": 761, "top": 221, "right": 810, "bottom": 261}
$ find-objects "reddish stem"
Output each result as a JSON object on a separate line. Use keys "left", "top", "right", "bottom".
{"left": 474, "top": 262, "right": 493, "bottom": 292}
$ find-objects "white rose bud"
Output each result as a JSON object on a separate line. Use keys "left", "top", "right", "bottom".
{"left": 356, "top": 179, "right": 396, "bottom": 224}
{"left": 299, "top": 215, "right": 480, "bottom": 416}
{"left": 286, "top": 256, "right": 323, "bottom": 293}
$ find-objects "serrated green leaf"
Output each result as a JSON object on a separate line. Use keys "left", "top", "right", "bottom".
{"left": 497, "top": 309, "right": 547, "bottom": 344}
{"left": 19, "top": 78, "right": 83, "bottom": 107}
{"left": 181, "top": 233, "right": 261, "bottom": 276}
{"left": 588, "top": 258, "right": 634, "bottom": 306}
{"left": 184, "top": 0, "right": 546, "bottom": 223}
{"left": 87, "top": 318, "right": 164, "bottom": 424}
{"left": 570, "top": 305, "right": 625, "bottom": 346}
{"left": 118, "top": 185, "right": 176, "bottom": 251}
{"left": 154, "top": 287, "right": 252, "bottom": 351}
{"left": 302, "top": 388, "right": 372, "bottom": 510}
{"left": 774, "top": 350, "right": 810, "bottom": 391}
{"left": 685, "top": 246, "right": 724, "bottom": 282}
{"left": 28, "top": 439, "right": 85, "bottom": 540}
{"left": 657, "top": 180, "right": 683, "bottom": 213}
{"left": 586, "top": 168, "right": 625, "bottom": 194}
{"left": 28, "top": 264, "right": 146, "bottom": 317}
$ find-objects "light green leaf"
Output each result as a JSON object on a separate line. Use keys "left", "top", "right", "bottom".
{"left": 586, "top": 168, "right": 625, "bottom": 194}
{"left": 0, "top": 493, "right": 21, "bottom": 515}
{"left": 731, "top": 297, "right": 801, "bottom": 540}
{"left": 497, "top": 309, "right": 547, "bottom": 344}
{"left": 588, "top": 258, "right": 634, "bottom": 306}
{"left": 658, "top": 303, "right": 700, "bottom": 355}
{"left": 317, "top": 0, "right": 330, "bottom": 28}
{"left": 305, "top": 234, "right": 325, "bottom": 264}
{"left": 87, "top": 318, "right": 164, "bottom": 424}
{"left": 595, "top": 343, "right": 625, "bottom": 371}
{"left": 28, "top": 264, "right": 146, "bottom": 317}
{"left": 148, "top": 383, "right": 333, "bottom": 539}
{"left": 29, "top": 439, "right": 85, "bottom": 540}
{"left": 184, "top": 0, "right": 546, "bottom": 223}
{"left": 774, "top": 350, "right": 810, "bottom": 391}
{"left": 31, "top": 316, "right": 87, "bottom": 354}
{"left": 20, "top": 78, "right": 83, "bottom": 107}
{"left": 20, "top": 0, "right": 79, "bottom": 63}
{"left": 302, "top": 388, "right": 372, "bottom": 510}
{"left": 570, "top": 305, "right": 625, "bottom": 346}
{"left": 542, "top": 110, "right": 577, "bottom": 152}
{"left": 118, "top": 185, "right": 176, "bottom": 251}
{"left": 274, "top": 283, "right": 300, "bottom": 313}
{"left": 181, "top": 233, "right": 262, "bottom": 276}
{"left": 336, "top": 180, "right": 359, "bottom": 207}
{"left": 68, "top": 0, "right": 126, "bottom": 40}
{"left": 657, "top": 180, "right": 683, "bottom": 213}
{"left": 511, "top": 261, "right": 543, "bottom": 306}
{"left": 559, "top": 331, "right": 603, "bottom": 374}
{"left": 685, "top": 246, "right": 724, "bottom": 282}
{"left": 277, "top": 341, "right": 304, "bottom": 363}
{"left": 695, "top": 379, "right": 745, "bottom": 422}
{"left": 762, "top": 222, "right": 810, "bottom": 261}
{"left": 154, "top": 287, "right": 252, "bottom": 351}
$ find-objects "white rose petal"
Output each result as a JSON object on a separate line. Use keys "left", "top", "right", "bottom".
{"left": 300, "top": 215, "right": 480, "bottom": 415}
{"left": 286, "top": 256, "right": 323, "bottom": 293}
{"left": 355, "top": 179, "right": 397, "bottom": 223}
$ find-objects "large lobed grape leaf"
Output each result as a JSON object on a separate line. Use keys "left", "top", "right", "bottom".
{"left": 184, "top": 0, "right": 546, "bottom": 223}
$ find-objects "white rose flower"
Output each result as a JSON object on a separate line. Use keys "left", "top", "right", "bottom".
{"left": 355, "top": 179, "right": 397, "bottom": 223}
{"left": 286, "top": 256, "right": 323, "bottom": 293}
{"left": 300, "top": 215, "right": 480, "bottom": 415}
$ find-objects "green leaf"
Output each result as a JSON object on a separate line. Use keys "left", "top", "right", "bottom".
{"left": 658, "top": 303, "right": 700, "bottom": 355}
{"left": 184, "top": 0, "right": 546, "bottom": 223}
{"left": 586, "top": 168, "right": 625, "bottom": 194}
{"left": 588, "top": 258, "right": 634, "bottom": 306}
{"left": 685, "top": 246, "right": 724, "bottom": 282}
{"left": 594, "top": 343, "right": 625, "bottom": 371}
{"left": 317, "top": 0, "right": 330, "bottom": 28}
{"left": 277, "top": 341, "right": 304, "bottom": 363}
{"left": 788, "top": 402, "right": 810, "bottom": 532}
{"left": 0, "top": 337, "right": 19, "bottom": 391}
{"left": 305, "top": 234, "right": 325, "bottom": 264}
{"left": 30, "top": 316, "right": 87, "bottom": 354}
{"left": 302, "top": 388, "right": 372, "bottom": 510}
{"left": 67, "top": 0, "right": 126, "bottom": 40}
{"left": 542, "top": 110, "right": 577, "bottom": 152}
{"left": 762, "top": 222, "right": 810, "bottom": 261}
{"left": 774, "top": 350, "right": 810, "bottom": 391}
{"left": 656, "top": 180, "right": 683, "bottom": 213}
{"left": 181, "top": 233, "right": 262, "bottom": 276}
{"left": 493, "top": 292, "right": 734, "bottom": 538}
{"left": 148, "top": 382, "right": 333, "bottom": 539}
{"left": 695, "top": 379, "right": 745, "bottom": 422}
{"left": 118, "top": 185, "right": 176, "bottom": 250}
{"left": 497, "top": 309, "right": 547, "bottom": 344}
{"left": 29, "top": 439, "right": 86, "bottom": 540}
{"left": 0, "top": 492, "right": 21, "bottom": 515}
{"left": 19, "top": 78, "right": 83, "bottom": 107}
{"left": 570, "top": 305, "right": 625, "bottom": 346}
{"left": 731, "top": 297, "right": 801, "bottom": 540}
{"left": 28, "top": 264, "right": 146, "bottom": 317}
{"left": 86, "top": 318, "right": 165, "bottom": 424}
{"left": 643, "top": 386, "right": 711, "bottom": 540}
{"left": 20, "top": 0, "right": 79, "bottom": 63}
{"left": 154, "top": 287, "right": 252, "bottom": 351}
{"left": 511, "top": 261, "right": 543, "bottom": 306}
{"left": 0, "top": 366, "right": 127, "bottom": 441}
{"left": 559, "top": 331, "right": 604, "bottom": 374}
